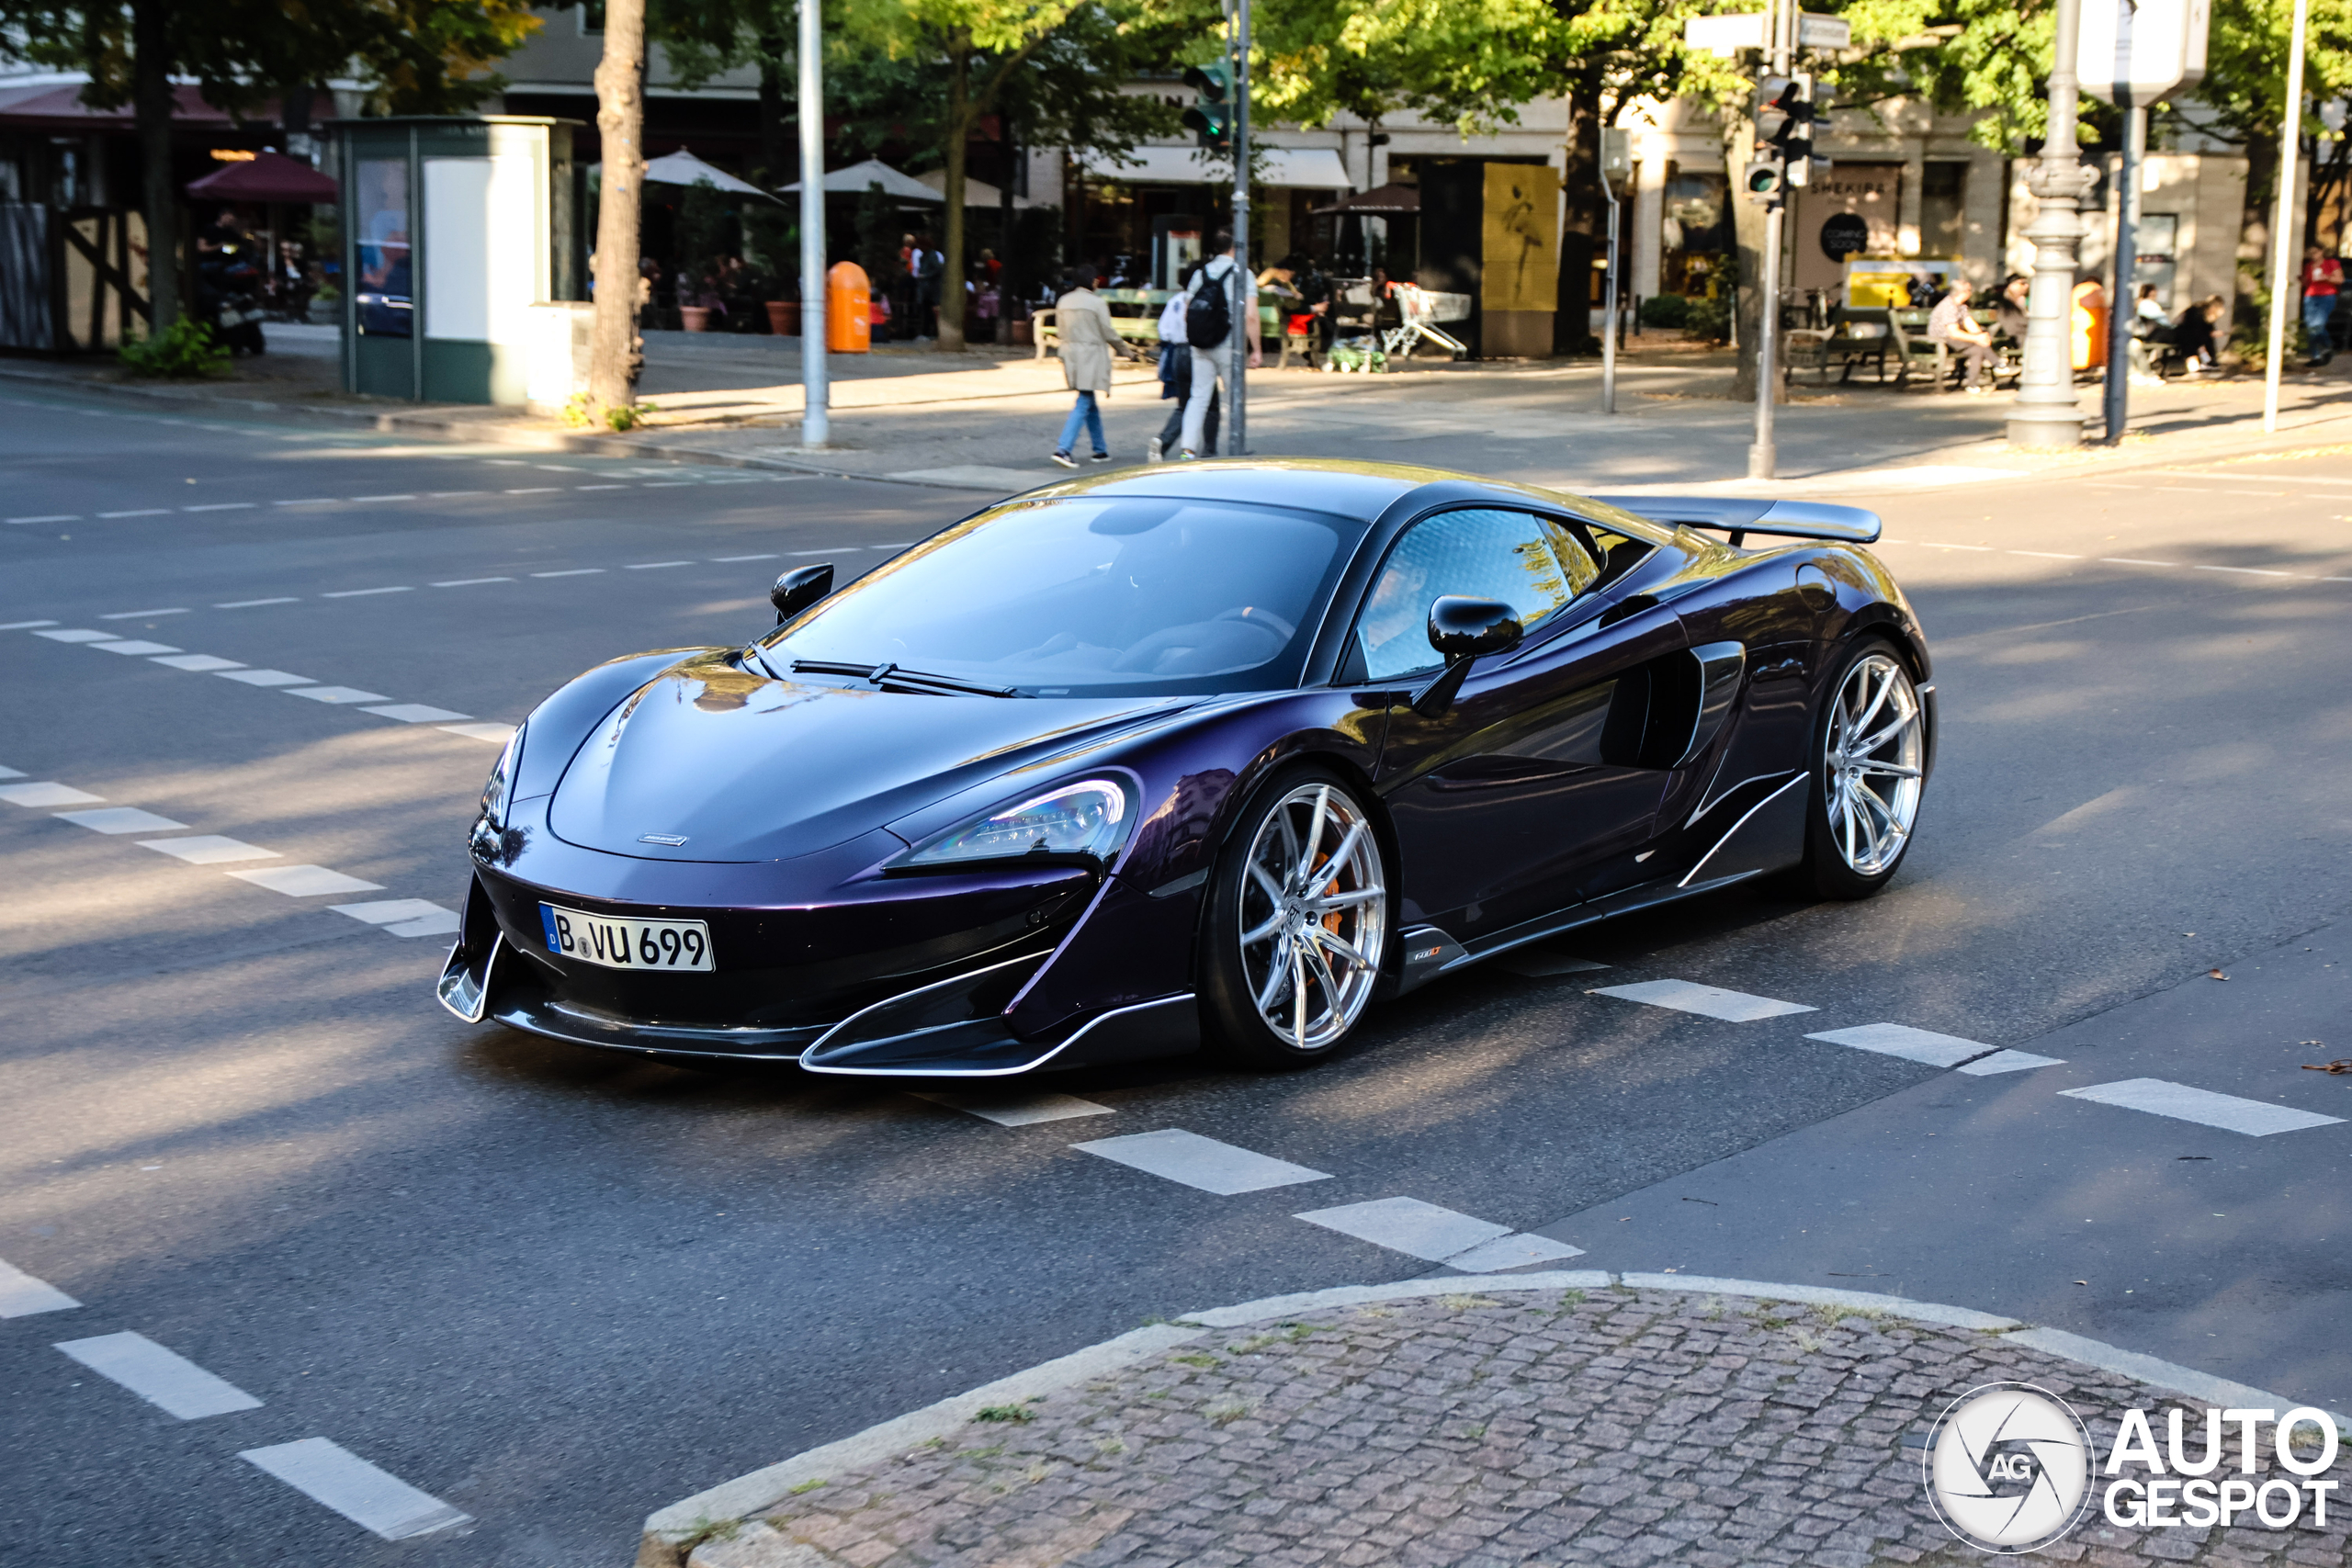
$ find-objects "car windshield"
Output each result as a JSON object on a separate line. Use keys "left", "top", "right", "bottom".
{"left": 763, "top": 495, "right": 1352, "bottom": 695}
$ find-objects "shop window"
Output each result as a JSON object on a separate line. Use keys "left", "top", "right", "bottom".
{"left": 1920, "top": 162, "right": 1966, "bottom": 258}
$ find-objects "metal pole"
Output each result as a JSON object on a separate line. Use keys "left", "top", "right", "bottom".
{"left": 2007, "top": 0, "right": 2095, "bottom": 447}
{"left": 797, "top": 0, "right": 829, "bottom": 448}
{"left": 2102, "top": 105, "right": 2144, "bottom": 443}
{"left": 1747, "top": 0, "right": 1789, "bottom": 480}
{"left": 1228, "top": 0, "right": 1250, "bottom": 456}
{"left": 2265, "top": 0, "right": 2310, "bottom": 434}
{"left": 1601, "top": 169, "right": 1619, "bottom": 414}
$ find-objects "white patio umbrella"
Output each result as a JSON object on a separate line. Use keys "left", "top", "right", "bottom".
{"left": 641, "top": 148, "right": 778, "bottom": 201}
{"left": 776, "top": 157, "right": 942, "bottom": 202}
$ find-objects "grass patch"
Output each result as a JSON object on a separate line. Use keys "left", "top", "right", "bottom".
{"left": 975, "top": 1404, "right": 1035, "bottom": 1424}
{"left": 1170, "top": 1352, "right": 1221, "bottom": 1368}
{"left": 1205, "top": 1398, "right": 1258, "bottom": 1426}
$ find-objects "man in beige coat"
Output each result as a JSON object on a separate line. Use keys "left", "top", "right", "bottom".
{"left": 1051, "top": 269, "right": 1147, "bottom": 468}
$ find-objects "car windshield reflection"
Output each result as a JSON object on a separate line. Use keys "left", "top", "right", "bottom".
{"left": 764, "top": 496, "right": 1350, "bottom": 696}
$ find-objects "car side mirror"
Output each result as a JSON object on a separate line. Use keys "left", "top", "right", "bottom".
{"left": 1411, "top": 596, "right": 1521, "bottom": 716}
{"left": 771, "top": 563, "right": 833, "bottom": 625}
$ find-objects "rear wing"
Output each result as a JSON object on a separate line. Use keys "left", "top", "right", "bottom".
{"left": 1589, "top": 495, "right": 1883, "bottom": 547}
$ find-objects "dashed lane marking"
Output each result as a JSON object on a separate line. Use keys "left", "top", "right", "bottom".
{"left": 1071, "top": 1129, "right": 1332, "bottom": 1195}
{"left": 1957, "top": 1050, "right": 2067, "bottom": 1076}
{"left": 182, "top": 502, "right": 254, "bottom": 513}
{"left": 151, "top": 654, "right": 245, "bottom": 671}
{"left": 34, "top": 628, "right": 112, "bottom": 642}
{"left": 98, "top": 607, "right": 188, "bottom": 619}
{"left": 2058, "top": 1078, "right": 2346, "bottom": 1136}
{"left": 240, "top": 1438, "right": 471, "bottom": 1540}
{"left": 90, "top": 640, "right": 180, "bottom": 655}
{"left": 1804, "top": 1021, "right": 1992, "bottom": 1068}
{"left": 1295, "top": 1197, "right": 1584, "bottom": 1271}
{"left": 361, "top": 704, "right": 471, "bottom": 724}
{"left": 282, "top": 687, "right": 392, "bottom": 705}
{"left": 347, "top": 494, "right": 416, "bottom": 502}
{"left": 626, "top": 560, "right": 695, "bottom": 570}
{"left": 228, "top": 865, "right": 387, "bottom": 897}
{"left": 531, "top": 568, "right": 604, "bottom": 577}
{"left": 137, "top": 836, "right": 280, "bottom": 864}
{"left": 0, "top": 1257, "right": 79, "bottom": 1317}
{"left": 214, "top": 669, "right": 314, "bottom": 686}
{"left": 328, "top": 899, "right": 462, "bottom": 938}
{"left": 318, "top": 586, "right": 412, "bottom": 599}
{"left": 6, "top": 514, "right": 78, "bottom": 525}
{"left": 913, "top": 1091, "right": 1115, "bottom": 1126}
{"left": 0, "top": 782, "right": 106, "bottom": 807}
{"left": 1591, "top": 978, "right": 1817, "bottom": 1022}
{"left": 711, "top": 553, "right": 779, "bottom": 561}
{"left": 214, "top": 597, "right": 299, "bottom": 608}
{"left": 432, "top": 577, "right": 513, "bottom": 586}
{"left": 0, "top": 619, "right": 60, "bottom": 629}
{"left": 56, "top": 1332, "right": 263, "bottom": 1420}
{"left": 96, "top": 508, "right": 171, "bottom": 518}
{"left": 53, "top": 807, "right": 189, "bottom": 836}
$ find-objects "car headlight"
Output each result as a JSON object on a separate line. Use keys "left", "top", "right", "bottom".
{"left": 901, "top": 779, "right": 1131, "bottom": 867}
{"left": 480, "top": 725, "right": 525, "bottom": 828}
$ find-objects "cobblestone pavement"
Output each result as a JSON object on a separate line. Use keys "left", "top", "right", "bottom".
{"left": 678, "top": 1287, "right": 2347, "bottom": 1568}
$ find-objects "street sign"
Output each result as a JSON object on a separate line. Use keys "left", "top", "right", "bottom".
{"left": 1685, "top": 11, "right": 1849, "bottom": 55}
{"left": 1797, "top": 14, "right": 1850, "bottom": 48}
{"left": 2078, "top": 0, "right": 2211, "bottom": 107}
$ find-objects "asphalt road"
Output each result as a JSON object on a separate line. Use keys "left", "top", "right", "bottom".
{"left": 3, "top": 386, "right": 2349, "bottom": 1567}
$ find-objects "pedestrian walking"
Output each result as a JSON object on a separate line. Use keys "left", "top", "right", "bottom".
{"left": 1177, "top": 230, "right": 1261, "bottom": 460}
{"left": 2301, "top": 245, "right": 2342, "bottom": 366}
{"left": 1048, "top": 268, "right": 1146, "bottom": 469}
{"left": 1148, "top": 289, "right": 1217, "bottom": 463}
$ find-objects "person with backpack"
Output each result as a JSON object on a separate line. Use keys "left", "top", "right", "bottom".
{"left": 1148, "top": 288, "right": 1217, "bottom": 462}
{"left": 1048, "top": 267, "right": 1146, "bottom": 469}
{"left": 1177, "top": 230, "right": 1261, "bottom": 460}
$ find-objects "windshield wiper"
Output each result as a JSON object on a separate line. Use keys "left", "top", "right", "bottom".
{"left": 789, "top": 659, "right": 1024, "bottom": 698}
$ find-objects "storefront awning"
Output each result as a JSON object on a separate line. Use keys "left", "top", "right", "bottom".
{"left": 1081, "top": 145, "right": 1351, "bottom": 190}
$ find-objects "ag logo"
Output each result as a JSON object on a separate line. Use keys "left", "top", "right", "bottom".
{"left": 1924, "top": 1382, "right": 2095, "bottom": 1552}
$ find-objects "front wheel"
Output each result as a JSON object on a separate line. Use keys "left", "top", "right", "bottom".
{"left": 1792, "top": 637, "right": 1927, "bottom": 899}
{"left": 1200, "top": 771, "right": 1390, "bottom": 1068}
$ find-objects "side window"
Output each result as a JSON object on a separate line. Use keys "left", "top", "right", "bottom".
{"left": 1353, "top": 508, "right": 1599, "bottom": 682}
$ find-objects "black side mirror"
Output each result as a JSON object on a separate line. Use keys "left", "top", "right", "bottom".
{"left": 1411, "top": 595, "right": 1521, "bottom": 716}
{"left": 771, "top": 563, "right": 833, "bottom": 625}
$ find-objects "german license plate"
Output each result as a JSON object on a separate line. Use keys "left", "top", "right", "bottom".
{"left": 539, "top": 903, "right": 713, "bottom": 971}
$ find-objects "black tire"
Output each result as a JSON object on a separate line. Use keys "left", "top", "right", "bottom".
{"left": 1199, "top": 767, "right": 1392, "bottom": 1069}
{"left": 1792, "top": 635, "right": 1928, "bottom": 900}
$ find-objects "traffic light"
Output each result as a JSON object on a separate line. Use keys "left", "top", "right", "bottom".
{"left": 1767, "top": 73, "right": 1817, "bottom": 187}
{"left": 1743, "top": 156, "right": 1784, "bottom": 204}
{"left": 1182, "top": 62, "right": 1234, "bottom": 153}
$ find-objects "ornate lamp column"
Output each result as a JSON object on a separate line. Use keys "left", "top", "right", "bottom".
{"left": 2007, "top": 0, "right": 2102, "bottom": 448}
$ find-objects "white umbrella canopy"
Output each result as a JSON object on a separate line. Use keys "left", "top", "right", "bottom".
{"left": 777, "top": 157, "right": 942, "bottom": 202}
{"left": 915, "top": 168, "right": 1041, "bottom": 209}
{"left": 641, "top": 148, "right": 778, "bottom": 200}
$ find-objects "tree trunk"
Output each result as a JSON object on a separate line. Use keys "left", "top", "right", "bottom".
{"left": 756, "top": 36, "right": 789, "bottom": 188}
{"left": 936, "top": 39, "right": 970, "bottom": 352}
{"left": 589, "top": 0, "right": 648, "bottom": 417}
{"left": 131, "top": 0, "right": 176, "bottom": 333}
{"left": 1553, "top": 82, "right": 1600, "bottom": 355}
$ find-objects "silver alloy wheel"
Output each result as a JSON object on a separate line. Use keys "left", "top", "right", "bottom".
{"left": 1825, "top": 650, "right": 1925, "bottom": 876}
{"left": 1237, "top": 783, "right": 1387, "bottom": 1052}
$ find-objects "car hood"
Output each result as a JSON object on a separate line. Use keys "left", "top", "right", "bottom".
{"left": 547, "top": 658, "right": 1190, "bottom": 863}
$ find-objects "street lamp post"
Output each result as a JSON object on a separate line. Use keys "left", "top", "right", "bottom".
{"left": 2264, "top": 0, "right": 2312, "bottom": 434}
{"left": 1227, "top": 0, "right": 1251, "bottom": 456}
{"left": 797, "top": 0, "right": 830, "bottom": 448}
{"left": 2007, "top": 0, "right": 2098, "bottom": 448}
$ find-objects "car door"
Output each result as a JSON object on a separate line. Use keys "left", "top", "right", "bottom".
{"left": 1355, "top": 506, "right": 1684, "bottom": 944}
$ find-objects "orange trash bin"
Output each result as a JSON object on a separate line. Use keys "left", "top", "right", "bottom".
{"left": 827, "top": 261, "right": 871, "bottom": 354}
{"left": 2071, "top": 280, "right": 2107, "bottom": 373}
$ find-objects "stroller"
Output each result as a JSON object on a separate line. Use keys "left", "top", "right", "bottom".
{"left": 1381, "top": 284, "right": 1468, "bottom": 360}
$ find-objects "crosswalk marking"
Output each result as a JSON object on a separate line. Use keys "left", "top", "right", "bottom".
{"left": 1072, "top": 1129, "right": 1330, "bottom": 1195}
{"left": 240, "top": 1438, "right": 471, "bottom": 1540}
{"left": 0, "top": 782, "right": 105, "bottom": 807}
{"left": 52, "top": 807, "right": 188, "bottom": 836}
{"left": 2059, "top": 1078, "right": 2346, "bottom": 1136}
{"left": 137, "top": 836, "right": 280, "bottom": 864}
{"left": 55, "top": 1332, "right": 262, "bottom": 1419}
{"left": 229, "top": 865, "right": 387, "bottom": 897}
{"left": 1593, "top": 978, "right": 1817, "bottom": 1022}
{"left": 1804, "top": 1022, "right": 1989, "bottom": 1068}
{"left": 1956, "top": 1050, "right": 2066, "bottom": 1076}
{"left": 913, "top": 1090, "right": 1114, "bottom": 1126}
{"left": 0, "top": 1257, "right": 79, "bottom": 1317}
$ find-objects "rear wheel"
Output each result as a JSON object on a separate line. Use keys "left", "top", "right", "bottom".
{"left": 1200, "top": 771, "right": 1390, "bottom": 1067}
{"left": 1793, "top": 637, "right": 1926, "bottom": 898}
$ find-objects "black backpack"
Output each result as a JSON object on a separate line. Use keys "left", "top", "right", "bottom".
{"left": 1183, "top": 265, "right": 1232, "bottom": 350}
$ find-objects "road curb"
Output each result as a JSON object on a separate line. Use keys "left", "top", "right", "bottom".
{"left": 633, "top": 1270, "right": 2349, "bottom": 1566}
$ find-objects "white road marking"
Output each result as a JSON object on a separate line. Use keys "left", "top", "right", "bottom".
{"left": 1295, "top": 1197, "right": 1508, "bottom": 1260}
{"left": 34, "top": 628, "right": 112, "bottom": 642}
{"left": 182, "top": 502, "right": 254, "bottom": 512}
{"left": 215, "top": 597, "right": 299, "bottom": 608}
{"left": 319, "top": 586, "right": 413, "bottom": 598}
{"left": 331, "top": 898, "right": 456, "bottom": 928}
{"left": 139, "top": 836, "right": 280, "bottom": 864}
{"left": 640, "top": 481, "right": 695, "bottom": 488}
{"left": 787, "top": 548, "right": 834, "bottom": 556}
{"left": 97, "top": 508, "right": 171, "bottom": 518}
{"left": 0, "top": 619, "right": 61, "bottom": 629}
{"left": 711, "top": 553, "right": 779, "bottom": 561}
{"left": 361, "top": 704, "right": 471, "bottom": 724}
{"left": 2102, "top": 558, "right": 2180, "bottom": 567}
{"left": 531, "top": 568, "right": 604, "bottom": 578}
{"left": 6, "top": 515, "right": 78, "bottom": 525}
{"left": 0, "top": 1257, "right": 79, "bottom": 1316}
{"left": 2011, "top": 550, "right": 2083, "bottom": 559}
{"left": 1445, "top": 1233, "right": 1588, "bottom": 1271}
{"left": 1592, "top": 978, "right": 1818, "bottom": 1022}
{"left": 151, "top": 654, "right": 245, "bottom": 671}
{"left": 504, "top": 487, "right": 561, "bottom": 495}
{"left": 1804, "top": 1022, "right": 1990, "bottom": 1068}
{"left": 2194, "top": 564, "right": 2294, "bottom": 578}
{"left": 230, "top": 865, "right": 387, "bottom": 897}
{"left": 348, "top": 494, "right": 417, "bottom": 502}
{"left": 913, "top": 1090, "right": 1114, "bottom": 1126}
{"left": 53, "top": 807, "right": 189, "bottom": 835}
{"left": 1072, "top": 1129, "right": 1332, "bottom": 1194}
{"left": 1957, "top": 1050, "right": 2067, "bottom": 1076}
{"left": 0, "top": 765, "right": 21, "bottom": 778}
{"left": 98, "top": 607, "right": 188, "bottom": 619}
{"left": 2058, "top": 1078, "right": 2346, "bottom": 1135}
{"left": 90, "top": 640, "right": 181, "bottom": 655}
{"left": 437, "top": 722, "right": 514, "bottom": 743}
{"left": 577, "top": 484, "right": 627, "bottom": 491}
{"left": 432, "top": 577, "right": 513, "bottom": 586}
{"left": 56, "top": 1332, "right": 263, "bottom": 1419}
{"left": 0, "top": 782, "right": 106, "bottom": 807}
{"left": 239, "top": 1438, "right": 471, "bottom": 1540}
{"left": 626, "top": 560, "right": 695, "bottom": 570}
{"left": 282, "top": 686, "right": 391, "bottom": 704}
{"left": 215, "top": 669, "right": 314, "bottom": 686}
{"left": 428, "top": 491, "right": 487, "bottom": 498}
{"left": 1498, "top": 950, "right": 1610, "bottom": 978}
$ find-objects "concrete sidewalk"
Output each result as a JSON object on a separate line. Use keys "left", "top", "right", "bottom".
{"left": 12, "top": 332, "right": 2352, "bottom": 499}
{"left": 641, "top": 1277, "right": 2349, "bottom": 1568}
